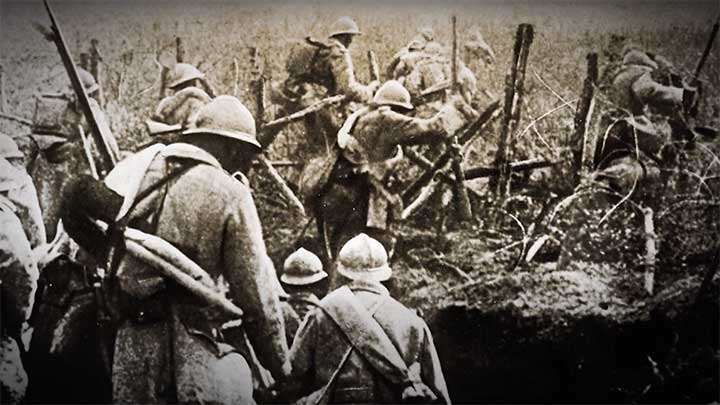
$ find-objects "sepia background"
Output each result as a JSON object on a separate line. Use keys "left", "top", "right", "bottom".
{"left": 1, "top": 0, "right": 718, "bottom": 402}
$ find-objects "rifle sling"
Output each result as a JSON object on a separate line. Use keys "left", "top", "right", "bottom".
{"left": 320, "top": 286, "right": 413, "bottom": 387}
{"left": 106, "top": 161, "right": 198, "bottom": 278}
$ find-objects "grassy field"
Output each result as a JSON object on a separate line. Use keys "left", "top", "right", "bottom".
{"left": 2, "top": 0, "right": 718, "bottom": 151}
{"left": 1, "top": 0, "right": 718, "bottom": 278}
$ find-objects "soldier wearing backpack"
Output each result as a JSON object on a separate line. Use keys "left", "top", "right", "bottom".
{"left": 270, "top": 17, "right": 380, "bottom": 158}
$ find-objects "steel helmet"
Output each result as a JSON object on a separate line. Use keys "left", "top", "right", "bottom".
{"left": 168, "top": 63, "right": 205, "bottom": 89}
{"left": 77, "top": 68, "right": 99, "bottom": 95}
{"left": 621, "top": 42, "right": 643, "bottom": 56}
{"left": 329, "top": 17, "right": 361, "bottom": 38}
{"left": 183, "top": 95, "right": 261, "bottom": 149}
{"left": 0, "top": 133, "right": 23, "bottom": 159}
{"left": 622, "top": 50, "right": 658, "bottom": 70}
{"left": 372, "top": 80, "right": 413, "bottom": 110}
{"left": 336, "top": 233, "right": 392, "bottom": 283}
{"left": 281, "top": 248, "right": 327, "bottom": 286}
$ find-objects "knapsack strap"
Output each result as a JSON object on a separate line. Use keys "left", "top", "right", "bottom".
{"left": 299, "top": 291, "right": 386, "bottom": 405}
{"left": 320, "top": 287, "right": 412, "bottom": 387}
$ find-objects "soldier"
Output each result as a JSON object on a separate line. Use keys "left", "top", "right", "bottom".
{"left": 0, "top": 133, "right": 46, "bottom": 249}
{"left": 0, "top": 194, "right": 39, "bottom": 404}
{"left": 310, "top": 80, "right": 471, "bottom": 264}
{"left": 147, "top": 63, "right": 212, "bottom": 135}
{"left": 464, "top": 27, "right": 496, "bottom": 68}
{"left": 594, "top": 46, "right": 699, "bottom": 193}
{"left": 63, "top": 95, "right": 290, "bottom": 403}
{"left": 271, "top": 16, "right": 380, "bottom": 157}
{"left": 389, "top": 28, "right": 479, "bottom": 115}
{"left": 280, "top": 247, "right": 328, "bottom": 343}
{"left": 0, "top": 138, "right": 43, "bottom": 403}
{"left": 287, "top": 233, "right": 450, "bottom": 404}
{"left": 29, "top": 67, "right": 118, "bottom": 238}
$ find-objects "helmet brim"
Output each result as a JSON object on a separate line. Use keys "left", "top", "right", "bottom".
{"left": 169, "top": 73, "right": 205, "bottom": 89}
{"left": 280, "top": 271, "right": 328, "bottom": 286}
{"left": 330, "top": 30, "right": 362, "bottom": 38}
{"left": 146, "top": 119, "right": 182, "bottom": 136}
{"left": 182, "top": 127, "right": 261, "bottom": 149}
{"left": 371, "top": 100, "right": 414, "bottom": 110}
{"left": 337, "top": 263, "right": 392, "bottom": 283}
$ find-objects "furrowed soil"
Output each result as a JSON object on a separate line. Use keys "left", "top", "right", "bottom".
{"left": 2, "top": 0, "right": 719, "bottom": 402}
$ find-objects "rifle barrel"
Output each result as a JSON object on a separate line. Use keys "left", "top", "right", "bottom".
{"left": 43, "top": 0, "right": 117, "bottom": 174}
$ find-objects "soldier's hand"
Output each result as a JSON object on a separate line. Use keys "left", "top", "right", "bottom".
{"left": 450, "top": 94, "right": 478, "bottom": 119}
{"left": 438, "top": 101, "right": 466, "bottom": 135}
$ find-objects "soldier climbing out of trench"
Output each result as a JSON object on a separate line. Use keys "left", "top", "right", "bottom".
{"left": 388, "top": 27, "right": 481, "bottom": 116}
{"left": 269, "top": 16, "right": 380, "bottom": 159}
{"left": 303, "top": 80, "right": 473, "bottom": 282}
{"left": 594, "top": 44, "right": 709, "bottom": 196}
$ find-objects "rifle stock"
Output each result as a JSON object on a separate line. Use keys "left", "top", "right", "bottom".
{"left": 43, "top": 0, "right": 117, "bottom": 174}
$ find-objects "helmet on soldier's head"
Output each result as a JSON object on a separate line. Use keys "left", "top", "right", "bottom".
{"left": 622, "top": 50, "right": 658, "bottom": 70}
{"left": 148, "top": 87, "right": 212, "bottom": 135}
{"left": 328, "top": 17, "right": 361, "bottom": 38}
{"left": 281, "top": 248, "right": 327, "bottom": 286}
{"left": 621, "top": 42, "right": 643, "bottom": 56}
{"left": 0, "top": 133, "right": 22, "bottom": 159}
{"left": 372, "top": 80, "right": 413, "bottom": 110}
{"left": 183, "top": 95, "right": 261, "bottom": 149}
{"left": 336, "top": 233, "right": 392, "bottom": 283}
{"left": 77, "top": 68, "right": 99, "bottom": 95}
{"left": 168, "top": 63, "right": 205, "bottom": 89}
{"left": 419, "top": 27, "right": 434, "bottom": 42}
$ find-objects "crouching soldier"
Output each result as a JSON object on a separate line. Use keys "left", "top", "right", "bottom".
{"left": 147, "top": 63, "right": 212, "bottom": 136}
{"left": 595, "top": 46, "right": 701, "bottom": 195}
{"left": 287, "top": 233, "right": 450, "bottom": 404}
{"left": 280, "top": 247, "right": 328, "bottom": 343}
{"left": 62, "top": 96, "right": 290, "bottom": 403}
{"left": 306, "top": 80, "right": 472, "bottom": 267}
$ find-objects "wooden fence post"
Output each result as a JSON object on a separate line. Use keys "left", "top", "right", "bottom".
{"left": 570, "top": 52, "right": 598, "bottom": 183}
{"left": 175, "top": 36, "right": 185, "bottom": 63}
{"left": 491, "top": 24, "right": 534, "bottom": 229}
{"left": 450, "top": 15, "right": 473, "bottom": 222}
{"left": 0, "top": 64, "right": 6, "bottom": 113}
{"left": 89, "top": 38, "right": 104, "bottom": 105}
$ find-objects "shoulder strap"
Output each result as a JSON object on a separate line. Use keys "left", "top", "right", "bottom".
{"left": 320, "top": 286, "right": 411, "bottom": 386}
{"left": 300, "top": 290, "right": 386, "bottom": 405}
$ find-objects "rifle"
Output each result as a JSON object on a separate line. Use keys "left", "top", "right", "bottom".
{"left": 41, "top": 0, "right": 117, "bottom": 175}
{"left": 689, "top": 13, "right": 719, "bottom": 118}
{"left": 693, "top": 14, "right": 720, "bottom": 83}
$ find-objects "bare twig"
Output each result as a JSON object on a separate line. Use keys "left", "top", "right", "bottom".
{"left": 598, "top": 172, "right": 639, "bottom": 224}
{"left": 0, "top": 112, "right": 33, "bottom": 126}
{"left": 532, "top": 69, "right": 576, "bottom": 113}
